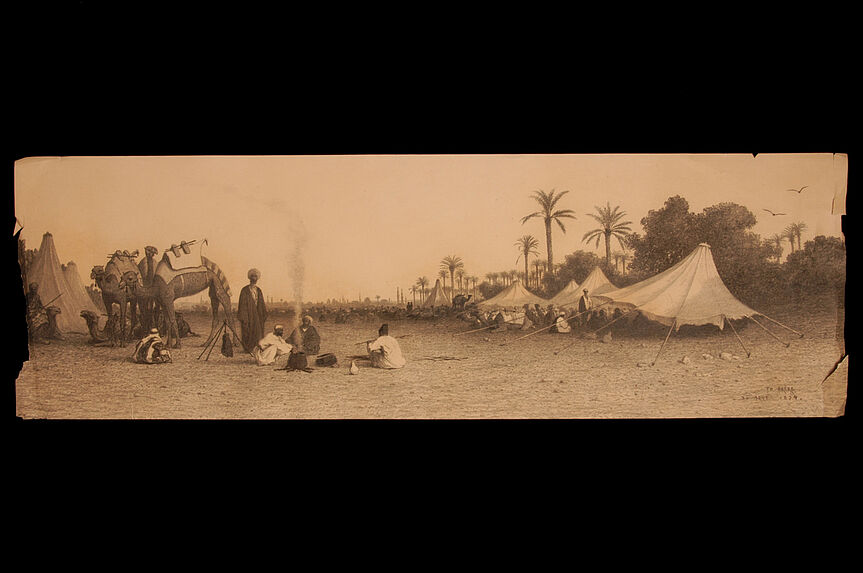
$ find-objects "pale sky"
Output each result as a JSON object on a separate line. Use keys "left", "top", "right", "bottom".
{"left": 14, "top": 154, "right": 846, "bottom": 303}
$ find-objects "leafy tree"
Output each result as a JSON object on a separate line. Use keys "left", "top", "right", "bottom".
{"left": 545, "top": 250, "right": 604, "bottom": 294}
{"left": 627, "top": 195, "right": 698, "bottom": 276}
{"left": 783, "top": 235, "right": 845, "bottom": 302}
{"left": 520, "top": 189, "right": 577, "bottom": 274}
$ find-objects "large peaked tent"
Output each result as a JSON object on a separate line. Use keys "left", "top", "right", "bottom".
{"left": 28, "top": 232, "right": 100, "bottom": 332}
{"left": 549, "top": 279, "right": 581, "bottom": 305}
{"left": 600, "top": 243, "right": 757, "bottom": 330}
{"left": 477, "top": 280, "right": 547, "bottom": 310}
{"left": 422, "top": 279, "right": 451, "bottom": 307}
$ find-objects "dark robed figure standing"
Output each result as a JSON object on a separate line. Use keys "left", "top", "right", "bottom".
{"left": 237, "top": 268, "right": 267, "bottom": 352}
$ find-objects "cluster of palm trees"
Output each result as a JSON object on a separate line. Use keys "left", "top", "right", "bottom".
{"left": 516, "top": 190, "right": 634, "bottom": 288}
{"left": 767, "top": 222, "right": 808, "bottom": 261}
{"left": 410, "top": 255, "right": 478, "bottom": 305}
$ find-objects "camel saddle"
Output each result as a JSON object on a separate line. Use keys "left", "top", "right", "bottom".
{"left": 156, "top": 253, "right": 206, "bottom": 285}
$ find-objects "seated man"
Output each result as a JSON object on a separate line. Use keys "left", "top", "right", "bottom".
{"left": 253, "top": 325, "right": 293, "bottom": 366}
{"left": 366, "top": 323, "right": 406, "bottom": 369}
{"left": 287, "top": 315, "right": 321, "bottom": 355}
{"left": 175, "top": 312, "right": 200, "bottom": 338}
{"left": 551, "top": 311, "right": 572, "bottom": 334}
{"left": 134, "top": 328, "right": 172, "bottom": 364}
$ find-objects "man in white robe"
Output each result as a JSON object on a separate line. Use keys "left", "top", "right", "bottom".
{"left": 253, "top": 325, "right": 293, "bottom": 366}
{"left": 366, "top": 323, "right": 406, "bottom": 369}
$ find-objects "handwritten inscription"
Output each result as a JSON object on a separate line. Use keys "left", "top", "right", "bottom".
{"left": 739, "top": 386, "right": 799, "bottom": 402}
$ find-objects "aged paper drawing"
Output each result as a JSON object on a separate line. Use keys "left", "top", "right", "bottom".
{"left": 14, "top": 154, "right": 847, "bottom": 419}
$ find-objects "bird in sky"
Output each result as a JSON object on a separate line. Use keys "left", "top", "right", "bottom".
{"left": 762, "top": 208, "right": 787, "bottom": 216}
{"left": 786, "top": 185, "right": 809, "bottom": 194}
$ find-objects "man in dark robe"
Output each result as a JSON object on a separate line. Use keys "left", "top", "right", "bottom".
{"left": 237, "top": 268, "right": 267, "bottom": 352}
{"left": 26, "top": 282, "right": 47, "bottom": 338}
{"left": 287, "top": 315, "right": 321, "bottom": 355}
{"left": 576, "top": 289, "right": 592, "bottom": 327}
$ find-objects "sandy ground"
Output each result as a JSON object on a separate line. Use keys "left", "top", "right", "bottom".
{"left": 15, "top": 305, "right": 846, "bottom": 419}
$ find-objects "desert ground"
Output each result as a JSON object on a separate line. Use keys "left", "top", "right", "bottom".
{"left": 15, "top": 302, "right": 846, "bottom": 419}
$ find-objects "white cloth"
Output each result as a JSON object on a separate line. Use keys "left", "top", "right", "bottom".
{"left": 555, "top": 316, "right": 572, "bottom": 333}
{"left": 253, "top": 332, "right": 292, "bottom": 366}
{"left": 249, "top": 285, "right": 260, "bottom": 304}
{"left": 368, "top": 335, "right": 406, "bottom": 369}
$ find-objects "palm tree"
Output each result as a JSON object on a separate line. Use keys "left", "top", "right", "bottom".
{"left": 582, "top": 202, "right": 633, "bottom": 266}
{"left": 455, "top": 269, "right": 465, "bottom": 293}
{"left": 416, "top": 276, "right": 429, "bottom": 301}
{"left": 440, "top": 255, "right": 464, "bottom": 299}
{"left": 768, "top": 233, "right": 785, "bottom": 262}
{"left": 612, "top": 250, "right": 624, "bottom": 273}
{"left": 490, "top": 272, "right": 500, "bottom": 286}
{"left": 409, "top": 285, "right": 418, "bottom": 305}
{"left": 485, "top": 272, "right": 495, "bottom": 286}
{"left": 783, "top": 224, "right": 796, "bottom": 253}
{"left": 791, "top": 221, "right": 808, "bottom": 250}
{"left": 469, "top": 275, "right": 478, "bottom": 299}
{"left": 533, "top": 260, "right": 544, "bottom": 289}
{"left": 521, "top": 188, "right": 577, "bottom": 275}
{"left": 514, "top": 235, "right": 540, "bottom": 289}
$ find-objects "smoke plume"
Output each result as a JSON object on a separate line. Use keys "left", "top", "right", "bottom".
{"left": 289, "top": 220, "right": 308, "bottom": 327}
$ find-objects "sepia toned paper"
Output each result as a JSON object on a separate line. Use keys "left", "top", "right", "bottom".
{"left": 13, "top": 154, "right": 847, "bottom": 419}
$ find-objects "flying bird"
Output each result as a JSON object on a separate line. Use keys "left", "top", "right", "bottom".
{"left": 786, "top": 185, "right": 808, "bottom": 194}
{"left": 762, "top": 209, "right": 787, "bottom": 216}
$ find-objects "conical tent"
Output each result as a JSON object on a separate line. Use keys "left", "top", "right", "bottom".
{"left": 422, "top": 279, "right": 451, "bottom": 307}
{"left": 63, "top": 260, "right": 103, "bottom": 313}
{"left": 549, "top": 279, "right": 581, "bottom": 305}
{"left": 601, "top": 243, "right": 758, "bottom": 330}
{"left": 28, "top": 232, "right": 100, "bottom": 332}
{"left": 476, "top": 280, "right": 547, "bottom": 310}
{"left": 558, "top": 267, "right": 618, "bottom": 307}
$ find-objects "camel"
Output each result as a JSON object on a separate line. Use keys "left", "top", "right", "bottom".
{"left": 452, "top": 294, "right": 473, "bottom": 311}
{"left": 120, "top": 253, "right": 240, "bottom": 349}
{"left": 30, "top": 306, "right": 64, "bottom": 342}
{"left": 80, "top": 309, "right": 123, "bottom": 346}
{"left": 90, "top": 253, "right": 140, "bottom": 345}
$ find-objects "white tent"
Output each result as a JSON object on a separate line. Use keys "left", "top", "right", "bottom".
{"left": 476, "top": 280, "right": 547, "bottom": 310}
{"left": 422, "top": 279, "right": 451, "bottom": 307}
{"left": 28, "top": 232, "right": 101, "bottom": 332}
{"left": 558, "top": 267, "right": 618, "bottom": 308}
{"left": 600, "top": 243, "right": 757, "bottom": 330}
{"left": 548, "top": 279, "right": 581, "bottom": 306}
{"left": 63, "top": 260, "right": 104, "bottom": 313}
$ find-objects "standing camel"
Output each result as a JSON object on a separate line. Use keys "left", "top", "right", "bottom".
{"left": 121, "top": 253, "right": 240, "bottom": 349}
{"left": 90, "top": 253, "right": 140, "bottom": 345}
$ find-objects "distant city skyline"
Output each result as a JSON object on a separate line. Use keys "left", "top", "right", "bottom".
{"left": 15, "top": 154, "right": 846, "bottom": 302}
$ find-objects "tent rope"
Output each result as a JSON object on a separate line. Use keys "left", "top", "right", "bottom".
{"left": 756, "top": 313, "right": 804, "bottom": 338}
{"left": 746, "top": 315, "right": 790, "bottom": 348}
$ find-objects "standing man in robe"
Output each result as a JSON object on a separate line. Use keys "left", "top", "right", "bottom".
{"left": 576, "top": 288, "right": 592, "bottom": 327}
{"left": 237, "top": 268, "right": 267, "bottom": 353}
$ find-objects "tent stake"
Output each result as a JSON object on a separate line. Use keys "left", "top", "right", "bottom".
{"left": 757, "top": 313, "right": 804, "bottom": 338}
{"left": 651, "top": 319, "right": 676, "bottom": 366}
{"left": 724, "top": 315, "right": 750, "bottom": 358}
{"left": 747, "top": 315, "right": 790, "bottom": 348}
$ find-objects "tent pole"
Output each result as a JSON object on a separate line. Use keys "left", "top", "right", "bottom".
{"left": 204, "top": 321, "right": 226, "bottom": 361}
{"left": 651, "top": 319, "right": 676, "bottom": 366}
{"left": 724, "top": 315, "right": 751, "bottom": 358}
{"left": 499, "top": 322, "right": 557, "bottom": 346}
{"left": 757, "top": 313, "right": 804, "bottom": 338}
{"left": 746, "top": 315, "right": 790, "bottom": 348}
